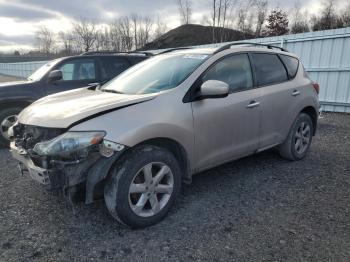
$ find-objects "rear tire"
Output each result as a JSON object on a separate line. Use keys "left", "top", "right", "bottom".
{"left": 104, "top": 145, "right": 182, "bottom": 228}
{"left": 279, "top": 113, "right": 313, "bottom": 161}
{"left": 0, "top": 107, "right": 22, "bottom": 147}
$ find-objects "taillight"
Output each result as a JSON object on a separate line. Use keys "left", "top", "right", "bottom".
{"left": 312, "top": 82, "right": 320, "bottom": 94}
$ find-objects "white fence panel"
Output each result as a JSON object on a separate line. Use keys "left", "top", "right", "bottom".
{"left": 0, "top": 61, "right": 47, "bottom": 78}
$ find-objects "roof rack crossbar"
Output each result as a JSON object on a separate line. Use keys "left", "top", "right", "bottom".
{"left": 214, "top": 42, "right": 288, "bottom": 54}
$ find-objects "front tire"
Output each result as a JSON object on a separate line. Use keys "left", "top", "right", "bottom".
{"left": 0, "top": 107, "right": 22, "bottom": 147}
{"left": 279, "top": 113, "right": 314, "bottom": 161}
{"left": 104, "top": 145, "right": 182, "bottom": 228}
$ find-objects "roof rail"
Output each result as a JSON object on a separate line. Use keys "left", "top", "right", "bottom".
{"left": 157, "top": 47, "right": 193, "bottom": 55}
{"left": 80, "top": 50, "right": 154, "bottom": 56}
{"left": 213, "top": 42, "right": 288, "bottom": 54}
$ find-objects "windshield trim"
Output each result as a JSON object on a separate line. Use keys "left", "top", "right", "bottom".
{"left": 101, "top": 53, "right": 210, "bottom": 95}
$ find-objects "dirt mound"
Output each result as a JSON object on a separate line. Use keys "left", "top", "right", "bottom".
{"left": 143, "top": 24, "right": 254, "bottom": 50}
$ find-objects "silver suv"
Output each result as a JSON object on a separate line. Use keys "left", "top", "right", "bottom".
{"left": 9, "top": 43, "right": 319, "bottom": 228}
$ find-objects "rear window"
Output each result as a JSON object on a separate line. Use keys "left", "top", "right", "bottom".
{"left": 280, "top": 55, "right": 299, "bottom": 79}
{"left": 251, "top": 53, "right": 288, "bottom": 86}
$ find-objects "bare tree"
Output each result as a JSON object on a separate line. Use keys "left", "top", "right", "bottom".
{"left": 73, "top": 19, "right": 98, "bottom": 52}
{"left": 217, "top": 0, "right": 222, "bottom": 29}
{"left": 255, "top": 0, "right": 269, "bottom": 37}
{"left": 290, "top": 1, "right": 310, "bottom": 34}
{"left": 124, "top": 14, "right": 154, "bottom": 50}
{"left": 131, "top": 13, "right": 139, "bottom": 49}
{"left": 58, "top": 31, "right": 75, "bottom": 55}
{"left": 177, "top": 0, "right": 192, "bottom": 24}
{"left": 311, "top": 0, "right": 343, "bottom": 31}
{"left": 237, "top": 3, "right": 249, "bottom": 33}
{"left": 217, "top": 0, "right": 238, "bottom": 42}
{"left": 35, "top": 26, "right": 56, "bottom": 54}
{"left": 342, "top": 4, "right": 350, "bottom": 27}
{"left": 137, "top": 16, "right": 153, "bottom": 49}
{"left": 108, "top": 22, "right": 121, "bottom": 52}
{"left": 116, "top": 16, "right": 133, "bottom": 51}
{"left": 154, "top": 14, "right": 168, "bottom": 39}
{"left": 95, "top": 27, "right": 112, "bottom": 51}
{"left": 212, "top": 0, "right": 216, "bottom": 42}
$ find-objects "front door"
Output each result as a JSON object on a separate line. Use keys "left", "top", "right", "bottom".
{"left": 46, "top": 58, "right": 98, "bottom": 95}
{"left": 192, "top": 53, "right": 261, "bottom": 171}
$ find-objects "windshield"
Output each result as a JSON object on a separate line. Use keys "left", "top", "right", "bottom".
{"left": 101, "top": 53, "right": 208, "bottom": 95}
{"left": 28, "top": 58, "right": 62, "bottom": 81}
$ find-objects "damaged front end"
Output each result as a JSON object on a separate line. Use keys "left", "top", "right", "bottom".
{"left": 9, "top": 123, "right": 126, "bottom": 204}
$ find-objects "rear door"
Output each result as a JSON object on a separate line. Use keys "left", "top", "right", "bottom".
{"left": 46, "top": 57, "right": 98, "bottom": 95}
{"left": 250, "top": 53, "right": 299, "bottom": 149}
{"left": 192, "top": 53, "right": 261, "bottom": 171}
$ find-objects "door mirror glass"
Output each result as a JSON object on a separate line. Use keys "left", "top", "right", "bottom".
{"left": 47, "top": 70, "right": 63, "bottom": 83}
{"left": 199, "top": 80, "right": 229, "bottom": 100}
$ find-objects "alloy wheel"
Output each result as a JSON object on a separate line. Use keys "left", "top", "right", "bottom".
{"left": 294, "top": 121, "right": 311, "bottom": 154}
{"left": 128, "top": 162, "right": 174, "bottom": 217}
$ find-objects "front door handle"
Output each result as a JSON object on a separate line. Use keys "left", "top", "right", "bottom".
{"left": 246, "top": 101, "right": 260, "bottom": 108}
{"left": 292, "top": 90, "right": 300, "bottom": 96}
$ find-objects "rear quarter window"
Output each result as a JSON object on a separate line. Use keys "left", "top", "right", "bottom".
{"left": 251, "top": 53, "right": 288, "bottom": 86}
{"left": 280, "top": 55, "right": 299, "bottom": 79}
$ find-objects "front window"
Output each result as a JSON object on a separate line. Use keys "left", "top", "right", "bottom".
{"left": 101, "top": 53, "right": 208, "bottom": 95}
{"left": 28, "top": 58, "right": 62, "bottom": 81}
{"left": 202, "top": 54, "right": 253, "bottom": 93}
{"left": 57, "top": 58, "right": 96, "bottom": 81}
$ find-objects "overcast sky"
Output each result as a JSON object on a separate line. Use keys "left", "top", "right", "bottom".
{"left": 0, "top": 0, "right": 342, "bottom": 52}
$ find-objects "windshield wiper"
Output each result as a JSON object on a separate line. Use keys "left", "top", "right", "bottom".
{"left": 101, "top": 89, "right": 125, "bottom": 94}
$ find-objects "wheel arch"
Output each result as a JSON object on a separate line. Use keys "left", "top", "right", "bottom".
{"left": 300, "top": 106, "right": 318, "bottom": 135}
{"left": 136, "top": 137, "right": 192, "bottom": 184}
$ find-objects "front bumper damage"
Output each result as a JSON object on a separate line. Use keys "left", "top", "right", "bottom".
{"left": 10, "top": 141, "right": 125, "bottom": 204}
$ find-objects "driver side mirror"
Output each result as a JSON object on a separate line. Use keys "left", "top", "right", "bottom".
{"left": 47, "top": 70, "right": 63, "bottom": 83}
{"left": 197, "top": 80, "right": 229, "bottom": 100}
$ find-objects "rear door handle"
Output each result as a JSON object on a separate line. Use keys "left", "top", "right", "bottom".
{"left": 292, "top": 90, "right": 300, "bottom": 96}
{"left": 246, "top": 101, "right": 260, "bottom": 108}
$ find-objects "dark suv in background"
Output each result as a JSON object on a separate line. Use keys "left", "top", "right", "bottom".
{"left": 0, "top": 52, "right": 151, "bottom": 146}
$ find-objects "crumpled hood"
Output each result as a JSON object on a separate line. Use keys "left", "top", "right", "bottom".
{"left": 18, "top": 88, "right": 157, "bottom": 128}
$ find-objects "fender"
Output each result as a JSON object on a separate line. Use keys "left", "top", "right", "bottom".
{"left": 0, "top": 97, "right": 34, "bottom": 106}
{"left": 280, "top": 94, "right": 319, "bottom": 141}
{"left": 85, "top": 150, "right": 126, "bottom": 204}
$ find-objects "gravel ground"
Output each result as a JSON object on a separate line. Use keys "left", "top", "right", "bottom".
{"left": 0, "top": 113, "right": 349, "bottom": 262}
